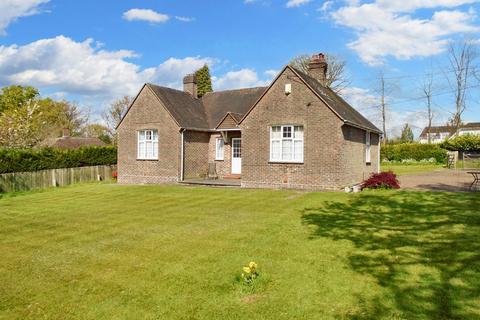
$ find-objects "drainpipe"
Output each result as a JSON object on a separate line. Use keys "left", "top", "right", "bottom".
{"left": 378, "top": 134, "right": 381, "bottom": 173}
{"left": 180, "top": 129, "right": 185, "bottom": 181}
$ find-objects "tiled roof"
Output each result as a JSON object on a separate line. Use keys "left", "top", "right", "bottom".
{"left": 39, "top": 137, "right": 106, "bottom": 149}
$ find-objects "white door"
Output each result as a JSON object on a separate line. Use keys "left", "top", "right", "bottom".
{"left": 231, "top": 138, "right": 242, "bottom": 174}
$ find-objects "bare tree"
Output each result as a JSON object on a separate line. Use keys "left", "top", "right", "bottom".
{"left": 446, "top": 40, "right": 477, "bottom": 131}
{"left": 290, "top": 53, "right": 350, "bottom": 94}
{"left": 102, "top": 96, "right": 132, "bottom": 143}
{"left": 379, "top": 72, "right": 388, "bottom": 144}
{"left": 422, "top": 73, "right": 434, "bottom": 143}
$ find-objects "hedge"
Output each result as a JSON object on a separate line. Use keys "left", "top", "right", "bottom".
{"left": 440, "top": 134, "right": 480, "bottom": 151}
{"left": 381, "top": 143, "right": 447, "bottom": 163}
{"left": 0, "top": 146, "right": 117, "bottom": 174}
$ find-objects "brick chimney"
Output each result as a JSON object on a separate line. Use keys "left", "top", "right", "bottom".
{"left": 307, "top": 53, "right": 328, "bottom": 86}
{"left": 183, "top": 74, "right": 197, "bottom": 98}
{"left": 62, "top": 128, "right": 71, "bottom": 137}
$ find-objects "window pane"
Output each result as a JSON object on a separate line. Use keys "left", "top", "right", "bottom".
{"left": 294, "top": 126, "right": 303, "bottom": 139}
{"left": 146, "top": 131, "right": 152, "bottom": 141}
{"left": 146, "top": 141, "right": 153, "bottom": 158}
{"left": 282, "top": 140, "right": 292, "bottom": 160}
{"left": 271, "top": 140, "right": 280, "bottom": 160}
{"left": 283, "top": 126, "right": 292, "bottom": 138}
{"left": 153, "top": 142, "right": 158, "bottom": 158}
{"left": 271, "top": 126, "right": 281, "bottom": 139}
{"left": 138, "top": 141, "right": 145, "bottom": 158}
{"left": 139, "top": 131, "right": 145, "bottom": 141}
{"left": 153, "top": 130, "right": 158, "bottom": 141}
{"left": 294, "top": 140, "right": 303, "bottom": 161}
{"left": 216, "top": 138, "right": 224, "bottom": 159}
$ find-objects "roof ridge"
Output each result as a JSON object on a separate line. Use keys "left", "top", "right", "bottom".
{"left": 202, "top": 86, "right": 267, "bottom": 96}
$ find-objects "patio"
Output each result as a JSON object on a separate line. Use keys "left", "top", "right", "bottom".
{"left": 180, "top": 178, "right": 241, "bottom": 187}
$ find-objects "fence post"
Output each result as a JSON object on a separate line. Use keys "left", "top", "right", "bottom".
{"left": 51, "top": 169, "right": 56, "bottom": 187}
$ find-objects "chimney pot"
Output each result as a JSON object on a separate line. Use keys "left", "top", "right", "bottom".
{"left": 183, "top": 74, "right": 197, "bottom": 98}
{"left": 307, "top": 53, "right": 328, "bottom": 86}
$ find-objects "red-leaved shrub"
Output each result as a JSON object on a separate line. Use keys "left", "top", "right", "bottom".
{"left": 361, "top": 171, "right": 400, "bottom": 190}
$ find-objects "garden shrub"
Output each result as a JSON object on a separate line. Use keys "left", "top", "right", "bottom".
{"left": 0, "top": 146, "right": 117, "bottom": 174}
{"left": 440, "top": 134, "right": 480, "bottom": 151}
{"left": 361, "top": 172, "right": 400, "bottom": 190}
{"left": 381, "top": 143, "right": 447, "bottom": 163}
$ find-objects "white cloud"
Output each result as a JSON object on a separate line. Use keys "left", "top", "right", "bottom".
{"left": 319, "top": 1, "right": 334, "bottom": 12}
{"left": 0, "top": 36, "right": 214, "bottom": 100}
{"left": 244, "top": 0, "right": 257, "bottom": 3}
{"left": 123, "top": 9, "right": 169, "bottom": 23}
{"left": 286, "top": 0, "right": 312, "bottom": 8}
{"left": 376, "top": 0, "right": 479, "bottom": 12}
{"left": 0, "top": 0, "right": 49, "bottom": 35}
{"left": 175, "top": 16, "right": 195, "bottom": 22}
{"left": 264, "top": 69, "right": 279, "bottom": 79}
{"left": 213, "top": 69, "right": 270, "bottom": 90}
{"left": 332, "top": 1, "right": 480, "bottom": 65}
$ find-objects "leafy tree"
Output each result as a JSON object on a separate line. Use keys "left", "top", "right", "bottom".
{"left": 0, "top": 85, "right": 39, "bottom": 113}
{"left": 441, "top": 134, "right": 480, "bottom": 151}
{"left": 57, "top": 100, "right": 89, "bottom": 136}
{"left": 290, "top": 53, "right": 349, "bottom": 94}
{"left": 102, "top": 96, "right": 132, "bottom": 144}
{"left": 400, "top": 123, "right": 414, "bottom": 143}
{"left": 85, "top": 123, "right": 112, "bottom": 144}
{"left": 0, "top": 101, "right": 44, "bottom": 147}
{"left": 195, "top": 64, "right": 213, "bottom": 97}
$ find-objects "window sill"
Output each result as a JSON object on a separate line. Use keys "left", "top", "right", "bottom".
{"left": 137, "top": 158, "right": 159, "bottom": 161}
{"left": 215, "top": 159, "right": 224, "bottom": 161}
{"left": 269, "top": 161, "right": 304, "bottom": 165}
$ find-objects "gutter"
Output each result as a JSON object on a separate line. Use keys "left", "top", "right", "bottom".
{"left": 343, "top": 120, "right": 382, "bottom": 135}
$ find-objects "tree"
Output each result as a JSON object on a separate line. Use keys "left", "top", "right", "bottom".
{"left": 85, "top": 123, "right": 112, "bottom": 144}
{"left": 290, "top": 53, "right": 349, "bottom": 93}
{"left": 0, "top": 101, "right": 44, "bottom": 147}
{"left": 400, "top": 123, "right": 414, "bottom": 143}
{"left": 57, "top": 100, "right": 89, "bottom": 136}
{"left": 102, "top": 96, "right": 132, "bottom": 143}
{"left": 195, "top": 64, "right": 213, "bottom": 97}
{"left": 422, "top": 73, "right": 434, "bottom": 143}
{"left": 0, "top": 85, "right": 39, "bottom": 113}
{"left": 446, "top": 40, "right": 477, "bottom": 131}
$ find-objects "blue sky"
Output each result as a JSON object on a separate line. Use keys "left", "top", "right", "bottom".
{"left": 0, "top": 0, "right": 479, "bottom": 136}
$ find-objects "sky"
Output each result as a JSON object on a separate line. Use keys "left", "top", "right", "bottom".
{"left": 0, "top": 0, "right": 479, "bottom": 137}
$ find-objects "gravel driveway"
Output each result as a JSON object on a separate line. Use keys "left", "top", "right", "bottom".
{"left": 399, "top": 169, "right": 479, "bottom": 192}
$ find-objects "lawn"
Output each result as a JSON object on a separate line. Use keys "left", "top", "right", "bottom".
{"left": 381, "top": 163, "right": 444, "bottom": 175}
{"left": 0, "top": 184, "right": 479, "bottom": 319}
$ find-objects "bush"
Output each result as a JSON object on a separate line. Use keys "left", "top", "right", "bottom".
{"left": 381, "top": 143, "right": 447, "bottom": 163}
{"left": 0, "top": 146, "right": 117, "bottom": 174}
{"left": 361, "top": 172, "right": 400, "bottom": 190}
{"left": 440, "top": 134, "right": 480, "bottom": 151}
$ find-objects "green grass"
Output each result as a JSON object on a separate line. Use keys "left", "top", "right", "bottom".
{"left": 381, "top": 163, "right": 444, "bottom": 175}
{"left": 0, "top": 184, "right": 479, "bottom": 320}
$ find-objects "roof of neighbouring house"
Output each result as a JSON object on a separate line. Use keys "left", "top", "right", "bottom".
{"left": 39, "top": 136, "right": 107, "bottom": 149}
{"left": 123, "top": 65, "right": 381, "bottom": 133}
{"left": 419, "top": 123, "right": 480, "bottom": 138}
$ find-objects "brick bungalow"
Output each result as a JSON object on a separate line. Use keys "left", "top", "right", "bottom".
{"left": 117, "top": 54, "right": 381, "bottom": 190}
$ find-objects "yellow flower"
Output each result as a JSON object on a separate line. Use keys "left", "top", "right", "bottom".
{"left": 249, "top": 262, "right": 257, "bottom": 269}
{"left": 243, "top": 266, "right": 251, "bottom": 274}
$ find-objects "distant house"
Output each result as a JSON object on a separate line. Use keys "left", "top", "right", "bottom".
{"left": 39, "top": 128, "right": 106, "bottom": 149}
{"left": 117, "top": 53, "right": 381, "bottom": 190}
{"left": 419, "top": 122, "right": 480, "bottom": 144}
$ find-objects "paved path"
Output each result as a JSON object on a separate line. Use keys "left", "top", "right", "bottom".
{"left": 399, "top": 169, "right": 478, "bottom": 192}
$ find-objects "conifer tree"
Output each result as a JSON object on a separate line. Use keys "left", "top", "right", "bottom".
{"left": 195, "top": 65, "right": 213, "bottom": 97}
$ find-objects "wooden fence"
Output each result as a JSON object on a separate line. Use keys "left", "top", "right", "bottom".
{"left": 0, "top": 165, "right": 117, "bottom": 193}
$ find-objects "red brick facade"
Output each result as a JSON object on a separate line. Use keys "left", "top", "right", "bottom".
{"left": 117, "top": 67, "right": 380, "bottom": 190}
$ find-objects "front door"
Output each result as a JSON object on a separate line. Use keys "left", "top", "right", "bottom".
{"left": 231, "top": 138, "right": 242, "bottom": 174}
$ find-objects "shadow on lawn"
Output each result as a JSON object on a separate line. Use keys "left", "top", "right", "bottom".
{"left": 301, "top": 191, "right": 480, "bottom": 320}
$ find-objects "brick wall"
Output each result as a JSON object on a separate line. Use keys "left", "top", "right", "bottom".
{"left": 240, "top": 67, "right": 377, "bottom": 190}
{"left": 117, "top": 85, "right": 181, "bottom": 184}
{"left": 183, "top": 130, "right": 210, "bottom": 179}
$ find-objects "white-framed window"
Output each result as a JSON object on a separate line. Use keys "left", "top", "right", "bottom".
{"left": 215, "top": 137, "right": 224, "bottom": 160}
{"left": 137, "top": 129, "right": 158, "bottom": 160}
{"left": 270, "top": 125, "right": 304, "bottom": 162}
{"left": 365, "top": 131, "right": 371, "bottom": 163}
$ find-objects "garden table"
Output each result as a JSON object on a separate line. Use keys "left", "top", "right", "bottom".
{"left": 467, "top": 171, "right": 480, "bottom": 191}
